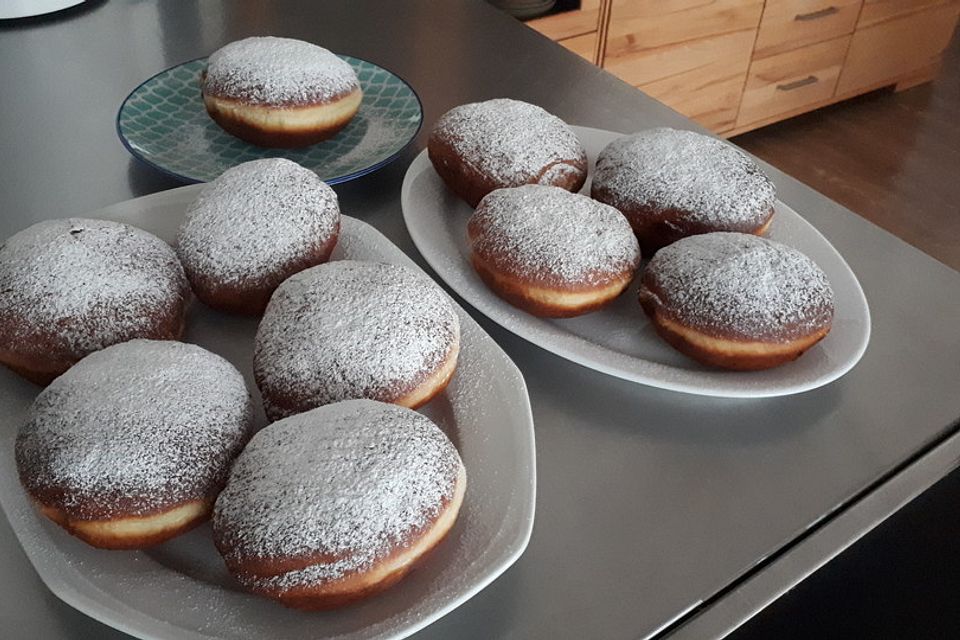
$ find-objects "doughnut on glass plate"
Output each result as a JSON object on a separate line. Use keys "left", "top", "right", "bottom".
{"left": 117, "top": 57, "right": 423, "bottom": 184}
{"left": 0, "top": 186, "right": 535, "bottom": 640}
{"left": 401, "top": 125, "right": 871, "bottom": 398}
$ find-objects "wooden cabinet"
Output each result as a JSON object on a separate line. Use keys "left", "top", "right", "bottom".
{"left": 753, "top": 0, "right": 861, "bottom": 58}
{"left": 837, "top": 0, "right": 960, "bottom": 95}
{"left": 602, "top": 0, "right": 763, "bottom": 130}
{"left": 559, "top": 32, "right": 598, "bottom": 61}
{"left": 524, "top": 0, "right": 959, "bottom": 136}
{"left": 526, "top": 0, "right": 606, "bottom": 64}
{"left": 857, "top": 0, "right": 956, "bottom": 27}
{"left": 738, "top": 36, "right": 849, "bottom": 127}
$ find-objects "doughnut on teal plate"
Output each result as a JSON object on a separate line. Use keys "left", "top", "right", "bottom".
{"left": 117, "top": 57, "right": 423, "bottom": 184}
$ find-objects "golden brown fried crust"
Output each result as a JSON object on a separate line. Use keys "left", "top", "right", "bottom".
{"left": 184, "top": 229, "right": 339, "bottom": 316}
{"left": 259, "top": 341, "right": 460, "bottom": 422}
{"left": 427, "top": 133, "right": 587, "bottom": 208}
{"left": 591, "top": 183, "right": 775, "bottom": 255}
{"left": 470, "top": 253, "right": 635, "bottom": 318}
{"left": 638, "top": 284, "right": 831, "bottom": 370}
{"left": 216, "top": 465, "right": 466, "bottom": 610}
{"left": 34, "top": 499, "right": 213, "bottom": 550}
{"left": 0, "top": 306, "right": 188, "bottom": 386}
{"left": 201, "top": 91, "right": 361, "bottom": 149}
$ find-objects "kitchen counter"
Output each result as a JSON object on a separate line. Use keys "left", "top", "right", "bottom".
{"left": 1, "top": 1, "right": 958, "bottom": 638}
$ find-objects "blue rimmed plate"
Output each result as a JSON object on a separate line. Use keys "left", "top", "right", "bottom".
{"left": 117, "top": 56, "right": 423, "bottom": 184}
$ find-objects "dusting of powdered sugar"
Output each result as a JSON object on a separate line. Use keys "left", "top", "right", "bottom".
{"left": 469, "top": 185, "right": 640, "bottom": 286}
{"left": 176, "top": 158, "right": 340, "bottom": 288}
{"left": 641, "top": 233, "right": 834, "bottom": 341}
{"left": 0, "top": 218, "right": 189, "bottom": 357}
{"left": 430, "top": 98, "right": 586, "bottom": 185}
{"left": 15, "top": 340, "right": 254, "bottom": 519}
{"left": 202, "top": 36, "right": 359, "bottom": 106}
{"left": 592, "top": 128, "right": 776, "bottom": 227}
{"left": 212, "top": 399, "right": 462, "bottom": 589}
{"left": 253, "top": 261, "right": 460, "bottom": 419}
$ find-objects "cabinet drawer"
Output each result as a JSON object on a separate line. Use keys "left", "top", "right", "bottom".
{"left": 858, "top": 0, "right": 956, "bottom": 28}
{"left": 634, "top": 30, "right": 756, "bottom": 132}
{"left": 558, "top": 32, "right": 598, "bottom": 63}
{"left": 526, "top": 0, "right": 602, "bottom": 40}
{"left": 837, "top": 1, "right": 960, "bottom": 94}
{"left": 606, "top": 0, "right": 763, "bottom": 55}
{"left": 737, "top": 36, "right": 849, "bottom": 127}
{"left": 754, "top": 0, "right": 862, "bottom": 58}
{"left": 603, "top": 0, "right": 762, "bottom": 132}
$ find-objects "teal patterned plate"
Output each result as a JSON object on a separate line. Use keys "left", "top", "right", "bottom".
{"left": 117, "top": 56, "right": 423, "bottom": 184}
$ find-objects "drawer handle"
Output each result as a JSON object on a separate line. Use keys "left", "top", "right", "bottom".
{"left": 777, "top": 75, "right": 819, "bottom": 91}
{"left": 795, "top": 6, "right": 840, "bottom": 21}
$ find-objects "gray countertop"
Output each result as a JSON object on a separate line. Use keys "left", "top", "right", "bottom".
{"left": 1, "top": 1, "right": 959, "bottom": 639}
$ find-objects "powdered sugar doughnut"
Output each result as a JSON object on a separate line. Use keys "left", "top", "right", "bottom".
{"left": 591, "top": 128, "right": 776, "bottom": 253}
{"left": 253, "top": 261, "right": 460, "bottom": 421}
{"left": 212, "top": 399, "right": 466, "bottom": 609}
{"left": 15, "top": 340, "right": 254, "bottom": 549}
{"left": 468, "top": 185, "right": 641, "bottom": 317}
{"left": 177, "top": 158, "right": 340, "bottom": 315}
{"left": 201, "top": 37, "right": 362, "bottom": 148}
{"left": 638, "top": 233, "right": 834, "bottom": 370}
{"left": 428, "top": 98, "right": 587, "bottom": 207}
{"left": 0, "top": 218, "right": 190, "bottom": 385}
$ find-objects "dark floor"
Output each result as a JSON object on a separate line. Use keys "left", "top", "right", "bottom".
{"left": 723, "top": 33, "right": 960, "bottom": 640}
{"left": 730, "top": 467, "right": 960, "bottom": 640}
{"left": 735, "top": 35, "right": 960, "bottom": 272}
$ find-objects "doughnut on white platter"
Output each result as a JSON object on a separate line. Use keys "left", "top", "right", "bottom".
{"left": 401, "top": 125, "right": 871, "bottom": 398}
{"left": 0, "top": 185, "right": 536, "bottom": 640}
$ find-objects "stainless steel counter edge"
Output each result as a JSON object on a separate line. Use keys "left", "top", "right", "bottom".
{"left": 667, "top": 426, "right": 960, "bottom": 640}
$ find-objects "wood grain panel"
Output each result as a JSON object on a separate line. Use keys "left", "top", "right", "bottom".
{"left": 632, "top": 30, "right": 756, "bottom": 131}
{"left": 606, "top": 0, "right": 764, "bottom": 52}
{"left": 558, "top": 32, "right": 598, "bottom": 63}
{"left": 858, "top": 0, "right": 957, "bottom": 27}
{"left": 526, "top": 0, "right": 602, "bottom": 40}
{"left": 738, "top": 36, "right": 850, "bottom": 126}
{"left": 753, "top": 0, "right": 862, "bottom": 58}
{"left": 837, "top": 2, "right": 960, "bottom": 94}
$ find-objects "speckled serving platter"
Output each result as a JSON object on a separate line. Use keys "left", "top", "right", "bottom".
{"left": 0, "top": 186, "right": 535, "bottom": 640}
{"left": 117, "top": 57, "right": 422, "bottom": 184}
{"left": 401, "top": 125, "right": 871, "bottom": 398}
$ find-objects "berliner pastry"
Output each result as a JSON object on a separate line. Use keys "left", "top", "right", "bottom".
{"left": 201, "top": 36, "right": 362, "bottom": 148}
{"left": 468, "top": 185, "right": 641, "bottom": 317}
{"left": 213, "top": 399, "right": 466, "bottom": 610}
{"left": 0, "top": 218, "right": 190, "bottom": 385}
{"left": 428, "top": 98, "right": 587, "bottom": 207}
{"left": 15, "top": 340, "right": 254, "bottom": 549}
{"left": 254, "top": 261, "right": 460, "bottom": 420}
{"left": 638, "top": 233, "right": 834, "bottom": 370}
{"left": 177, "top": 158, "right": 340, "bottom": 315}
{"left": 591, "top": 128, "right": 777, "bottom": 253}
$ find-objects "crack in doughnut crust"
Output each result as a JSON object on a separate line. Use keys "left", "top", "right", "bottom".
{"left": 212, "top": 399, "right": 465, "bottom": 609}
{"left": 468, "top": 185, "right": 641, "bottom": 317}
{"left": 16, "top": 340, "right": 255, "bottom": 548}
{"left": 177, "top": 158, "right": 340, "bottom": 315}
{"left": 253, "top": 261, "right": 460, "bottom": 420}
{"left": 592, "top": 128, "right": 776, "bottom": 253}
{"left": 428, "top": 98, "right": 587, "bottom": 207}
{"left": 0, "top": 218, "right": 190, "bottom": 385}
{"left": 638, "top": 232, "right": 834, "bottom": 370}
